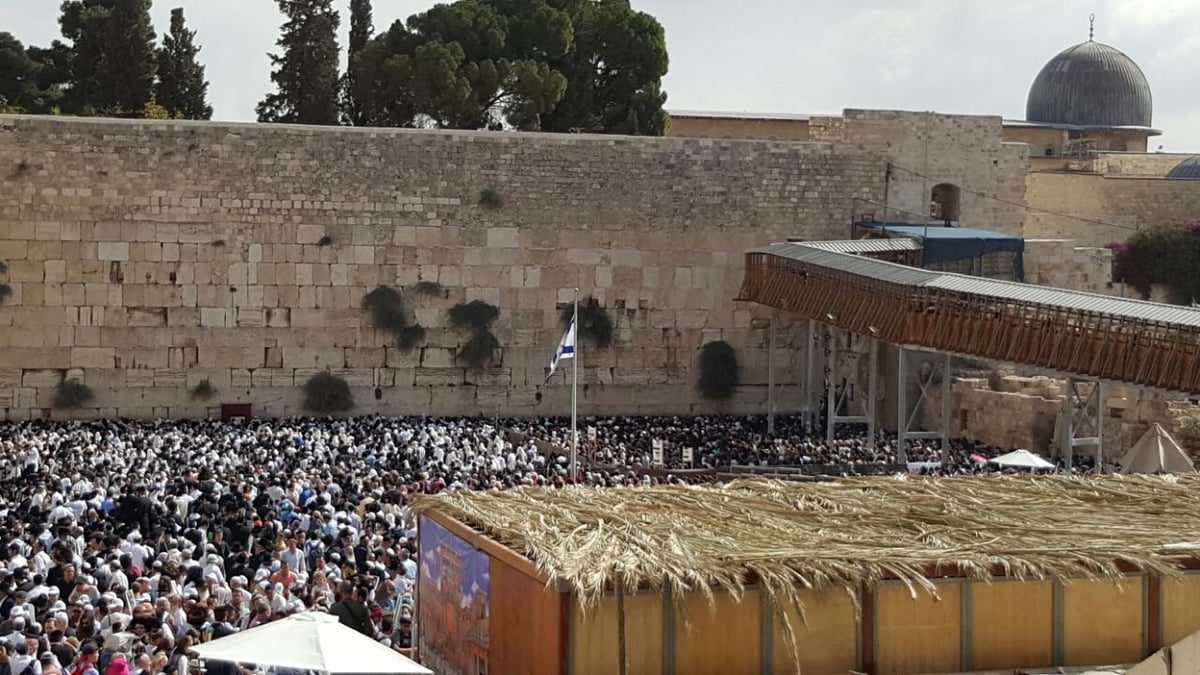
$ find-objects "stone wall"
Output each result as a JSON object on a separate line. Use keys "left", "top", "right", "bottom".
{"left": 1100, "top": 152, "right": 1193, "bottom": 177}
{"left": 921, "top": 376, "right": 1196, "bottom": 460}
{"left": 666, "top": 115, "right": 811, "bottom": 142}
{"left": 1024, "top": 172, "right": 1200, "bottom": 246}
{"left": 1023, "top": 239, "right": 1120, "bottom": 294}
{"left": 821, "top": 110, "right": 1029, "bottom": 235}
{"left": 0, "top": 115, "right": 896, "bottom": 420}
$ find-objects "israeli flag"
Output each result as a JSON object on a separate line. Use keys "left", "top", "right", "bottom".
{"left": 545, "top": 318, "right": 576, "bottom": 382}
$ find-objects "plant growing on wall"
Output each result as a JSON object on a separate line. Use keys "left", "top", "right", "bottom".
{"left": 448, "top": 300, "right": 501, "bottom": 370}
{"left": 361, "top": 285, "right": 425, "bottom": 351}
{"left": 413, "top": 280, "right": 445, "bottom": 298}
{"left": 478, "top": 187, "right": 503, "bottom": 209}
{"left": 561, "top": 297, "right": 614, "bottom": 349}
{"left": 0, "top": 261, "right": 9, "bottom": 304}
{"left": 697, "top": 340, "right": 739, "bottom": 401}
{"left": 53, "top": 379, "right": 94, "bottom": 410}
{"left": 190, "top": 378, "right": 216, "bottom": 401}
{"left": 302, "top": 372, "right": 355, "bottom": 414}
{"left": 1108, "top": 221, "right": 1200, "bottom": 304}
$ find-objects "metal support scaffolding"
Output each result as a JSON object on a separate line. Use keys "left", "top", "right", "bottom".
{"left": 802, "top": 320, "right": 819, "bottom": 434}
{"left": 897, "top": 347, "right": 952, "bottom": 463}
{"left": 1064, "top": 377, "right": 1104, "bottom": 472}
{"left": 767, "top": 311, "right": 776, "bottom": 436}
{"left": 825, "top": 325, "right": 874, "bottom": 444}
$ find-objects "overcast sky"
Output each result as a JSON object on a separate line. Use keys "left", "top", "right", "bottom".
{"left": 1, "top": 0, "right": 1197, "bottom": 151}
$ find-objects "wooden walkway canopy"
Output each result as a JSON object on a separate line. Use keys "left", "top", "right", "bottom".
{"left": 739, "top": 242, "right": 1200, "bottom": 394}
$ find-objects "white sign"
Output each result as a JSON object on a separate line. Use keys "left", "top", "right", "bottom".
{"left": 587, "top": 426, "right": 597, "bottom": 442}
{"left": 683, "top": 446, "right": 694, "bottom": 466}
{"left": 652, "top": 439, "right": 664, "bottom": 466}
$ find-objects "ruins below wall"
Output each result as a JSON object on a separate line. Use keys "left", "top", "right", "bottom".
{"left": 920, "top": 375, "right": 1200, "bottom": 461}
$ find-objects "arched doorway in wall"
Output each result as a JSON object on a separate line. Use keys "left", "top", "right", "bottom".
{"left": 930, "top": 183, "right": 961, "bottom": 224}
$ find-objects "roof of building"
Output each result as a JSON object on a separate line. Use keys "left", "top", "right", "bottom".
{"left": 857, "top": 223, "right": 1022, "bottom": 243}
{"left": 414, "top": 476, "right": 1200, "bottom": 608}
{"left": 853, "top": 223, "right": 1025, "bottom": 272}
{"left": 791, "top": 238, "right": 921, "bottom": 255}
{"left": 1167, "top": 155, "right": 1200, "bottom": 180}
{"left": 667, "top": 109, "right": 812, "bottom": 122}
{"left": 1026, "top": 40, "right": 1153, "bottom": 129}
{"left": 757, "top": 241, "right": 1200, "bottom": 328}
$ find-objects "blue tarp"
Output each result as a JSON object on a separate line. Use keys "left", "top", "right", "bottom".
{"left": 854, "top": 222, "right": 1025, "bottom": 280}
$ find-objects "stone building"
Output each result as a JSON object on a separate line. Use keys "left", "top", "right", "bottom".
{"left": 671, "top": 27, "right": 1200, "bottom": 249}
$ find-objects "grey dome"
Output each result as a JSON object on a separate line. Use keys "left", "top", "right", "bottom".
{"left": 1025, "top": 40, "right": 1153, "bottom": 128}
{"left": 1167, "top": 156, "right": 1200, "bottom": 180}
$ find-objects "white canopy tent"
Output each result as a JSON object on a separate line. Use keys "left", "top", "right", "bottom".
{"left": 988, "top": 449, "right": 1056, "bottom": 470}
{"left": 190, "top": 612, "right": 431, "bottom": 675}
{"left": 1118, "top": 423, "right": 1196, "bottom": 475}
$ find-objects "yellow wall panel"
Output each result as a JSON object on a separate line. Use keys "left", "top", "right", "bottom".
{"left": 970, "top": 581, "right": 1054, "bottom": 670}
{"left": 573, "top": 593, "right": 664, "bottom": 675}
{"left": 877, "top": 582, "right": 962, "bottom": 675}
{"left": 674, "top": 590, "right": 762, "bottom": 675}
{"left": 771, "top": 588, "right": 858, "bottom": 675}
{"left": 1062, "top": 578, "right": 1144, "bottom": 667}
{"left": 1162, "top": 575, "right": 1200, "bottom": 647}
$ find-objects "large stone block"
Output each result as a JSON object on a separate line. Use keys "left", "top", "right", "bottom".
{"left": 281, "top": 347, "right": 345, "bottom": 369}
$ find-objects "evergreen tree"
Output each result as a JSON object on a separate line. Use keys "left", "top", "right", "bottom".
{"left": 0, "top": 32, "right": 63, "bottom": 113}
{"left": 351, "top": 0, "right": 668, "bottom": 135}
{"left": 341, "top": 0, "right": 374, "bottom": 125}
{"left": 59, "top": 0, "right": 157, "bottom": 117}
{"left": 156, "top": 8, "right": 212, "bottom": 120}
{"left": 257, "top": 0, "right": 341, "bottom": 125}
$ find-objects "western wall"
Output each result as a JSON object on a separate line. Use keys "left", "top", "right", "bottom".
{"left": 0, "top": 112, "right": 1147, "bottom": 433}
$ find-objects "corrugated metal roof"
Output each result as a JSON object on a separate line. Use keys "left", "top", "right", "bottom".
{"left": 858, "top": 223, "right": 1022, "bottom": 242}
{"left": 757, "top": 243, "right": 1200, "bottom": 329}
{"left": 797, "top": 239, "right": 921, "bottom": 254}
{"left": 755, "top": 243, "right": 937, "bottom": 286}
{"left": 924, "top": 275, "right": 1200, "bottom": 328}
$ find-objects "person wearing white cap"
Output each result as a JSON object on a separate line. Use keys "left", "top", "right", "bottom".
{"left": 201, "top": 555, "right": 225, "bottom": 585}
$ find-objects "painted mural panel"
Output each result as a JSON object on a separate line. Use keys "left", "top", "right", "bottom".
{"left": 417, "top": 516, "right": 490, "bottom": 675}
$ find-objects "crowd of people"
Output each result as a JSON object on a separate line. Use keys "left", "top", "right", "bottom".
{"left": 0, "top": 413, "right": 1069, "bottom": 675}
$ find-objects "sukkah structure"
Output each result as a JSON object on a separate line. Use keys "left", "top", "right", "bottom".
{"left": 413, "top": 475, "right": 1200, "bottom": 675}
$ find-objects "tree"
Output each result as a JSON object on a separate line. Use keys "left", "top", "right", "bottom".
{"left": 539, "top": 0, "right": 669, "bottom": 135}
{"left": 0, "top": 32, "right": 63, "bottom": 114}
{"left": 352, "top": 0, "right": 570, "bottom": 130}
{"left": 1110, "top": 222, "right": 1200, "bottom": 304}
{"left": 351, "top": 0, "right": 668, "bottom": 135}
{"left": 341, "top": 0, "right": 374, "bottom": 125}
{"left": 258, "top": 0, "right": 341, "bottom": 125}
{"left": 155, "top": 8, "right": 212, "bottom": 120}
{"left": 59, "top": 0, "right": 157, "bottom": 117}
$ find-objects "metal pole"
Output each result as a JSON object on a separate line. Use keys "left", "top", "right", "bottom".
{"left": 897, "top": 347, "right": 908, "bottom": 464}
{"left": 1065, "top": 377, "right": 1075, "bottom": 472}
{"left": 868, "top": 339, "right": 878, "bottom": 444}
{"left": 616, "top": 580, "right": 628, "bottom": 675}
{"left": 940, "top": 352, "right": 951, "bottom": 464}
{"left": 767, "top": 311, "right": 776, "bottom": 436}
{"left": 571, "top": 288, "right": 579, "bottom": 480}
{"left": 1095, "top": 382, "right": 1104, "bottom": 473}
{"left": 805, "top": 320, "right": 816, "bottom": 433}
{"left": 826, "top": 327, "right": 837, "bottom": 444}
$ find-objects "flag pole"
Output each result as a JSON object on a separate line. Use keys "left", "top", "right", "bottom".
{"left": 571, "top": 287, "right": 579, "bottom": 480}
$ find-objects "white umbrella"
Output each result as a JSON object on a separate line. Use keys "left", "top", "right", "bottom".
{"left": 988, "top": 449, "right": 1056, "bottom": 470}
{"left": 190, "top": 612, "right": 431, "bottom": 675}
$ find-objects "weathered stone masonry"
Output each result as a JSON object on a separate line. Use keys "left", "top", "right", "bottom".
{"left": 0, "top": 116, "right": 903, "bottom": 419}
